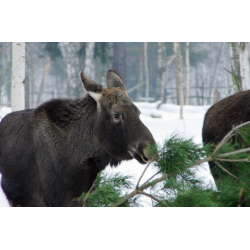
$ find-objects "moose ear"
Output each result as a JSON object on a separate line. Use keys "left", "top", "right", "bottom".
{"left": 106, "top": 69, "right": 126, "bottom": 90}
{"left": 79, "top": 71, "right": 103, "bottom": 102}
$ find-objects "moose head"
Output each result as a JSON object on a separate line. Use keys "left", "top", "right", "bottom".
{"left": 79, "top": 69, "right": 155, "bottom": 166}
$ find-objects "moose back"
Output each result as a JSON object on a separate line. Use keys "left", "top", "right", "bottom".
{"left": 202, "top": 90, "right": 250, "bottom": 180}
{"left": 0, "top": 69, "right": 155, "bottom": 207}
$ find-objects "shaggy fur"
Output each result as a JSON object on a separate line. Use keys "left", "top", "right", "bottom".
{"left": 202, "top": 90, "right": 250, "bottom": 180}
{"left": 0, "top": 70, "right": 155, "bottom": 207}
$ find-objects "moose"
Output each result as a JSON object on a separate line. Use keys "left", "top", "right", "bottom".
{"left": 202, "top": 90, "right": 250, "bottom": 180}
{"left": 0, "top": 69, "right": 155, "bottom": 207}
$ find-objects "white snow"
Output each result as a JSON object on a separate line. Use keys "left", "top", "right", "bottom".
{"left": 0, "top": 103, "right": 215, "bottom": 207}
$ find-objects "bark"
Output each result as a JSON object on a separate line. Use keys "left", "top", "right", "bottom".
{"left": 61, "top": 42, "right": 80, "bottom": 98}
{"left": 11, "top": 42, "right": 25, "bottom": 111}
{"left": 239, "top": 42, "right": 250, "bottom": 90}
{"left": 230, "top": 42, "right": 241, "bottom": 90}
{"left": 112, "top": 42, "right": 126, "bottom": 82}
{"left": 185, "top": 42, "right": 190, "bottom": 105}
{"left": 174, "top": 42, "right": 184, "bottom": 119}
{"left": 157, "top": 42, "right": 166, "bottom": 102}
{"left": 144, "top": 42, "right": 149, "bottom": 102}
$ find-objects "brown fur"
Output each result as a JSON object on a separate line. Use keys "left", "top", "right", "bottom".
{"left": 202, "top": 90, "right": 250, "bottom": 180}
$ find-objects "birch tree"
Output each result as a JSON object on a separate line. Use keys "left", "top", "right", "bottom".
{"left": 11, "top": 42, "right": 25, "bottom": 111}
{"left": 174, "top": 42, "right": 184, "bottom": 119}
{"left": 144, "top": 42, "right": 149, "bottom": 102}
{"left": 230, "top": 42, "right": 250, "bottom": 91}
{"left": 239, "top": 42, "right": 250, "bottom": 90}
{"left": 185, "top": 42, "right": 190, "bottom": 105}
{"left": 157, "top": 42, "right": 166, "bottom": 102}
{"left": 60, "top": 42, "right": 80, "bottom": 98}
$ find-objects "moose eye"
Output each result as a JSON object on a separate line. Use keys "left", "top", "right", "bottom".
{"left": 113, "top": 113, "right": 122, "bottom": 122}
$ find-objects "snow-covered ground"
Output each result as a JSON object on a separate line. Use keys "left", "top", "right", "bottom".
{"left": 0, "top": 103, "right": 215, "bottom": 207}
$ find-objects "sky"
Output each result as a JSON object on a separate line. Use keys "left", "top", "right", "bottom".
{"left": 0, "top": 102, "right": 215, "bottom": 207}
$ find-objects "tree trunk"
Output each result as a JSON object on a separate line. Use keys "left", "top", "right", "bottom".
{"left": 213, "top": 89, "right": 220, "bottom": 104}
{"left": 157, "top": 42, "right": 166, "bottom": 102}
{"left": 239, "top": 42, "right": 250, "bottom": 90}
{"left": 185, "top": 42, "right": 190, "bottom": 105}
{"left": 1, "top": 42, "right": 12, "bottom": 105}
{"left": 11, "top": 42, "right": 25, "bottom": 111}
{"left": 61, "top": 42, "right": 80, "bottom": 98}
{"left": 230, "top": 42, "right": 242, "bottom": 91}
{"left": 112, "top": 42, "right": 126, "bottom": 82}
{"left": 174, "top": 42, "right": 184, "bottom": 119}
{"left": 144, "top": 42, "right": 149, "bottom": 102}
{"left": 133, "top": 44, "right": 143, "bottom": 101}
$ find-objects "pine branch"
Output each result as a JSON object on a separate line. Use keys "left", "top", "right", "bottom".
{"left": 138, "top": 191, "right": 169, "bottom": 207}
{"left": 214, "top": 158, "right": 250, "bottom": 163}
{"left": 111, "top": 156, "right": 211, "bottom": 207}
{"left": 216, "top": 147, "right": 250, "bottom": 158}
{"left": 213, "top": 121, "right": 250, "bottom": 155}
{"left": 214, "top": 161, "right": 241, "bottom": 182}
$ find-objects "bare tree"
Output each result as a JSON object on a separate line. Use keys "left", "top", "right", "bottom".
{"left": 157, "top": 42, "right": 166, "bottom": 102}
{"left": 174, "top": 42, "right": 184, "bottom": 119}
{"left": 11, "top": 42, "right": 25, "bottom": 111}
{"left": 60, "top": 42, "right": 80, "bottom": 98}
{"left": 144, "top": 42, "right": 149, "bottom": 102}
{"left": 185, "top": 42, "right": 190, "bottom": 105}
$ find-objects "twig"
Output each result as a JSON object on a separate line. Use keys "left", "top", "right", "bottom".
{"left": 217, "top": 147, "right": 250, "bottom": 158}
{"left": 136, "top": 160, "right": 154, "bottom": 189}
{"left": 82, "top": 182, "right": 96, "bottom": 207}
{"left": 136, "top": 146, "right": 165, "bottom": 188}
{"left": 214, "top": 158, "right": 250, "bottom": 163}
{"left": 238, "top": 188, "right": 244, "bottom": 207}
{"left": 213, "top": 121, "right": 250, "bottom": 155}
{"left": 214, "top": 161, "right": 241, "bottom": 182}
{"left": 138, "top": 191, "right": 169, "bottom": 207}
{"left": 143, "top": 171, "right": 161, "bottom": 186}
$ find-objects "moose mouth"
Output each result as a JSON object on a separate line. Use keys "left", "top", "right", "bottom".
{"left": 130, "top": 149, "right": 149, "bottom": 164}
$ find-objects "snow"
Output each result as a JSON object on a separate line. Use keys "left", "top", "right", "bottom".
{"left": 0, "top": 103, "right": 215, "bottom": 207}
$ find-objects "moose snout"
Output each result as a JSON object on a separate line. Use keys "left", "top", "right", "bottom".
{"left": 133, "top": 138, "right": 156, "bottom": 164}
{"left": 142, "top": 146, "right": 153, "bottom": 162}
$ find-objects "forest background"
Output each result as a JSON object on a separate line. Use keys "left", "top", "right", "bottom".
{"left": 0, "top": 42, "right": 250, "bottom": 206}
{"left": 1, "top": 42, "right": 246, "bottom": 109}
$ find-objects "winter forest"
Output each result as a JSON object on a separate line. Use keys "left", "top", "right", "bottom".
{"left": 1, "top": 42, "right": 250, "bottom": 209}
{"left": 1, "top": 42, "right": 249, "bottom": 109}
